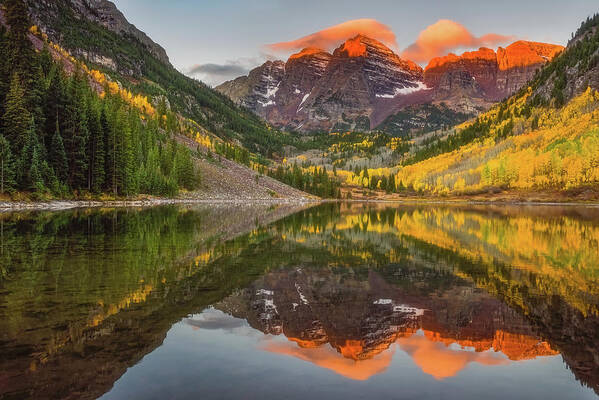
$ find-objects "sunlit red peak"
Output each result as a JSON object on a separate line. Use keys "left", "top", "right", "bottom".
{"left": 424, "top": 41, "right": 563, "bottom": 72}
{"left": 425, "top": 47, "right": 496, "bottom": 70}
{"left": 497, "top": 40, "right": 564, "bottom": 70}
{"left": 335, "top": 35, "right": 369, "bottom": 57}
{"left": 289, "top": 47, "right": 328, "bottom": 60}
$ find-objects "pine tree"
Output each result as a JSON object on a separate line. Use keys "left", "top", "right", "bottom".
{"left": 115, "top": 107, "right": 134, "bottom": 196}
{"left": 102, "top": 106, "right": 117, "bottom": 195}
{"left": 3, "top": 0, "right": 35, "bottom": 83}
{"left": 0, "top": 26, "right": 9, "bottom": 113}
{"left": 30, "top": 66, "right": 48, "bottom": 148}
{"left": 88, "top": 104, "right": 105, "bottom": 193}
{"left": 20, "top": 117, "right": 45, "bottom": 191}
{"left": 381, "top": 176, "right": 389, "bottom": 193}
{"left": 50, "top": 120, "right": 68, "bottom": 184}
{"left": 44, "top": 67, "right": 66, "bottom": 149}
{"left": 2, "top": 73, "right": 30, "bottom": 152}
{"left": 0, "top": 135, "right": 16, "bottom": 194}
{"left": 63, "top": 72, "right": 89, "bottom": 189}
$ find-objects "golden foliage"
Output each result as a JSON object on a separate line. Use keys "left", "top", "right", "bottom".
{"left": 395, "top": 88, "right": 599, "bottom": 194}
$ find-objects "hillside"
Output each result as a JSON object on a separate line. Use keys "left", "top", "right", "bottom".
{"left": 0, "top": 0, "right": 318, "bottom": 201}
{"left": 21, "top": 0, "right": 297, "bottom": 157}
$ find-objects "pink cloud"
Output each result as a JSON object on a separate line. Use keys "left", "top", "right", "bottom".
{"left": 401, "top": 19, "right": 515, "bottom": 63}
{"left": 266, "top": 19, "right": 398, "bottom": 53}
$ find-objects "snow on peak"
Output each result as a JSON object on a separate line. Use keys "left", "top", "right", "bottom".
{"left": 376, "top": 81, "right": 429, "bottom": 99}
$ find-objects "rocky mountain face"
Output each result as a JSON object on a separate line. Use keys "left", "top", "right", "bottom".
{"left": 217, "top": 37, "right": 563, "bottom": 133}
{"left": 218, "top": 60, "right": 286, "bottom": 110}
{"left": 218, "top": 35, "right": 426, "bottom": 132}
{"left": 23, "top": 0, "right": 171, "bottom": 73}
{"left": 424, "top": 41, "right": 564, "bottom": 109}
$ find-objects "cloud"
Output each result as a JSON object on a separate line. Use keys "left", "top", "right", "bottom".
{"left": 267, "top": 18, "right": 398, "bottom": 54}
{"left": 401, "top": 19, "right": 515, "bottom": 63}
{"left": 187, "top": 62, "right": 250, "bottom": 86}
{"left": 187, "top": 53, "right": 279, "bottom": 86}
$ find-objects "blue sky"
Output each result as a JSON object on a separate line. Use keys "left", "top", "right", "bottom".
{"left": 112, "top": 0, "right": 598, "bottom": 85}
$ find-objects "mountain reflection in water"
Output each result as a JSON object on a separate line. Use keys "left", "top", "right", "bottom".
{"left": 1, "top": 203, "right": 599, "bottom": 400}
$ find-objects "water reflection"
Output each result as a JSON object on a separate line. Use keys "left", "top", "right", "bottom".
{"left": 1, "top": 203, "right": 599, "bottom": 399}
{"left": 208, "top": 266, "right": 558, "bottom": 382}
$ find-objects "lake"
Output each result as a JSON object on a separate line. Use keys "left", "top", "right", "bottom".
{"left": 1, "top": 202, "right": 598, "bottom": 400}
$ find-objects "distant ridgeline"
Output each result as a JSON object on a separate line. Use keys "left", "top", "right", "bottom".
{"left": 0, "top": 0, "right": 200, "bottom": 198}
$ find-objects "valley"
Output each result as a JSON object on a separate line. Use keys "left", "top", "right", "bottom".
{"left": 1, "top": 3, "right": 599, "bottom": 400}
{"left": 0, "top": 0, "right": 598, "bottom": 204}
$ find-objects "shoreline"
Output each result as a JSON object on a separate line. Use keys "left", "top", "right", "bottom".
{"left": 324, "top": 198, "right": 599, "bottom": 207}
{"left": 3, "top": 196, "right": 599, "bottom": 212}
{"left": 0, "top": 197, "right": 320, "bottom": 212}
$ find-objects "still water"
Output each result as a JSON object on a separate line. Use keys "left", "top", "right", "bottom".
{"left": 1, "top": 203, "right": 599, "bottom": 399}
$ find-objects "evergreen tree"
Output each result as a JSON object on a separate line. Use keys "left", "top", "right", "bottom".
{"left": 63, "top": 72, "right": 89, "bottom": 189}
{"left": 49, "top": 120, "right": 68, "bottom": 184}
{"left": 20, "top": 117, "right": 45, "bottom": 191}
{"left": 102, "top": 106, "right": 117, "bottom": 195}
{"left": 0, "top": 26, "right": 9, "bottom": 113}
{"left": 3, "top": 0, "right": 35, "bottom": 83}
{"left": 381, "top": 176, "right": 389, "bottom": 193}
{"left": 0, "top": 135, "right": 16, "bottom": 194}
{"left": 88, "top": 104, "right": 105, "bottom": 193}
{"left": 2, "top": 73, "right": 30, "bottom": 152}
{"left": 44, "top": 67, "right": 66, "bottom": 149}
{"left": 115, "top": 107, "right": 134, "bottom": 196}
{"left": 30, "top": 66, "right": 48, "bottom": 148}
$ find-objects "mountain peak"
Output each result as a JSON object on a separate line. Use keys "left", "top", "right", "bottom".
{"left": 425, "top": 47, "right": 497, "bottom": 70}
{"left": 497, "top": 40, "right": 564, "bottom": 70}
{"left": 289, "top": 47, "right": 330, "bottom": 60}
{"left": 334, "top": 35, "right": 369, "bottom": 57}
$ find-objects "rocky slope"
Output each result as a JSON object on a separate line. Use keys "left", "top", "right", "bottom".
{"left": 529, "top": 15, "right": 599, "bottom": 104}
{"left": 25, "top": 0, "right": 170, "bottom": 72}
{"left": 218, "top": 37, "right": 563, "bottom": 133}
{"left": 17, "top": 0, "right": 294, "bottom": 160}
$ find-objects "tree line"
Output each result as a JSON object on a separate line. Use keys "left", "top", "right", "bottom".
{"left": 0, "top": 0, "right": 200, "bottom": 198}
{"left": 269, "top": 164, "right": 342, "bottom": 199}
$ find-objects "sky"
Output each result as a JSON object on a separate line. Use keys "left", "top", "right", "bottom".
{"left": 112, "top": 0, "right": 598, "bottom": 86}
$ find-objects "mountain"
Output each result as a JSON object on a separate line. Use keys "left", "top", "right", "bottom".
{"left": 217, "top": 36, "right": 563, "bottom": 134}
{"left": 390, "top": 13, "right": 599, "bottom": 198}
{"left": 19, "top": 0, "right": 296, "bottom": 156}
{"left": 424, "top": 41, "right": 564, "bottom": 108}
{"left": 27, "top": 0, "right": 171, "bottom": 72}
{"left": 0, "top": 0, "right": 318, "bottom": 200}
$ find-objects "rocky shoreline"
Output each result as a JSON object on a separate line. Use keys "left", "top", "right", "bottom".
{"left": 0, "top": 197, "right": 319, "bottom": 212}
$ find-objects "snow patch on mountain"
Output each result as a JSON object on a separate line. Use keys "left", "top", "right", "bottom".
{"left": 376, "top": 82, "right": 430, "bottom": 98}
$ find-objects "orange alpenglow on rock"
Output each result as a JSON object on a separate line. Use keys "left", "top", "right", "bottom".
{"left": 287, "top": 337, "right": 328, "bottom": 348}
{"left": 422, "top": 330, "right": 558, "bottom": 361}
{"left": 497, "top": 40, "right": 564, "bottom": 70}
{"left": 288, "top": 47, "right": 328, "bottom": 60}
{"left": 336, "top": 35, "right": 368, "bottom": 57}
{"left": 424, "top": 41, "right": 563, "bottom": 73}
{"left": 425, "top": 47, "right": 497, "bottom": 70}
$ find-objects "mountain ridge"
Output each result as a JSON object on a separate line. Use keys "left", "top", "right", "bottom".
{"left": 217, "top": 36, "right": 564, "bottom": 134}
